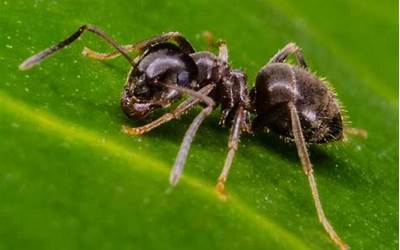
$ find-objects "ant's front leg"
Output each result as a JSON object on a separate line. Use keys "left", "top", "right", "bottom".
{"left": 167, "top": 84, "right": 216, "bottom": 186}
{"left": 268, "top": 43, "right": 307, "bottom": 68}
{"left": 123, "top": 84, "right": 215, "bottom": 136}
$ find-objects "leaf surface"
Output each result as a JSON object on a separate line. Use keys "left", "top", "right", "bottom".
{"left": 0, "top": 1, "right": 398, "bottom": 249}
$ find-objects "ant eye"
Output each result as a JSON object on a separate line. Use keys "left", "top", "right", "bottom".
{"left": 177, "top": 71, "right": 190, "bottom": 86}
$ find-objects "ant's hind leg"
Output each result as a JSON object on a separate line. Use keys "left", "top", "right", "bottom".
{"left": 288, "top": 102, "right": 349, "bottom": 250}
{"left": 82, "top": 31, "right": 195, "bottom": 60}
{"left": 123, "top": 85, "right": 215, "bottom": 136}
{"left": 343, "top": 127, "right": 368, "bottom": 140}
{"left": 268, "top": 43, "right": 307, "bottom": 68}
{"left": 19, "top": 24, "right": 133, "bottom": 70}
{"left": 215, "top": 106, "right": 245, "bottom": 200}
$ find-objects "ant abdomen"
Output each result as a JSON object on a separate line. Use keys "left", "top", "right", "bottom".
{"left": 253, "top": 63, "right": 343, "bottom": 143}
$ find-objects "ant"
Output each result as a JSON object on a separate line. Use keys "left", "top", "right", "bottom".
{"left": 19, "top": 24, "right": 367, "bottom": 250}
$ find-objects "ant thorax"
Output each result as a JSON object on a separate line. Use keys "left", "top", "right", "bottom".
{"left": 190, "top": 52, "right": 250, "bottom": 125}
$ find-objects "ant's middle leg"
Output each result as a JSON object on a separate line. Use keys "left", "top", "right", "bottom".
{"left": 268, "top": 42, "right": 307, "bottom": 68}
{"left": 215, "top": 106, "right": 246, "bottom": 200}
{"left": 82, "top": 32, "right": 195, "bottom": 60}
{"left": 122, "top": 84, "right": 215, "bottom": 136}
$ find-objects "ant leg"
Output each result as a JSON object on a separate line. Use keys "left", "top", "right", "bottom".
{"left": 169, "top": 105, "right": 214, "bottom": 185}
{"left": 201, "top": 31, "right": 216, "bottom": 49}
{"left": 82, "top": 31, "right": 195, "bottom": 60}
{"left": 215, "top": 106, "right": 245, "bottom": 200}
{"left": 343, "top": 127, "right": 368, "bottom": 140}
{"left": 200, "top": 31, "right": 228, "bottom": 62}
{"left": 218, "top": 41, "right": 229, "bottom": 62}
{"left": 82, "top": 44, "right": 137, "bottom": 60}
{"left": 288, "top": 102, "right": 349, "bottom": 250}
{"left": 167, "top": 85, "right": 216, "bottom": 186}
{"left": 200, "top": 31, "right": 229, "bottom": 62}
{"left": 268, "top": 43, "right": 307, "bottom": 68}
{"left": 19, "top": 24, "right": 133, "bottom": 70}
{"left": 122, "top": 84, "right": 215, "bottom": 135}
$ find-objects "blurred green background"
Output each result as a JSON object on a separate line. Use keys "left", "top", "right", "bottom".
{"left": 0, "top": 0, "right": 398, "bottom": 249}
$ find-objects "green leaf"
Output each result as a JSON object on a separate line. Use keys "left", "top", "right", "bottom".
{"left": 0, "top": 0, "right": 397, "bottom": 249}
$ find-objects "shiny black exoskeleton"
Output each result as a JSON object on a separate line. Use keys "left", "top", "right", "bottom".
{"left": 252, "top": 54, "right": 343, "bottom": 144}
{"left": 120, "top": 43, "right": 199, "bottom": 119}
{"left": 20, "top": 25, "right": 366, "bottom": 250}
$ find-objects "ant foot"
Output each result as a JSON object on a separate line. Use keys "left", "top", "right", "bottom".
{"left": 215, "top": 178, "right": 229, "bottom": 201}
{"left": 343, "top": 127, "right": 368, "bottom": 142}
{"left": 345, "top": 127, "right": 368, "bottom": 139}
{"left": 121, "top": 125, "right": 144, "bottom": 136}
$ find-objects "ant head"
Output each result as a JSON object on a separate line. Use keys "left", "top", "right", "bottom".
{"left": 121, "top": 43, "right": 198, "bottom": 119}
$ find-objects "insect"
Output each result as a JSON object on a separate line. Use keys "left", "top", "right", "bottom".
{"left": 19, "top": 24, "right": 366, "bottom": 250}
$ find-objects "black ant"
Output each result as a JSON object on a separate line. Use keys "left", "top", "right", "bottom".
{"left": 19, "top": 24, "right": 367, "bottom": 250}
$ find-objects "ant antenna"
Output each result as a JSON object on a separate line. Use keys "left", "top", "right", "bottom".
{"left": 19, "top": 24, "right": 134, "bottom": 70}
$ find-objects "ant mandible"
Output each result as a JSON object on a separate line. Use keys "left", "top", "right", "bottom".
{"left": 19, "top": 24, "right": 367, "bottom": 250}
